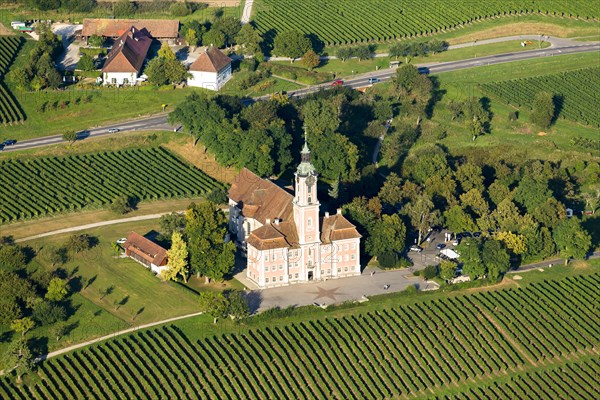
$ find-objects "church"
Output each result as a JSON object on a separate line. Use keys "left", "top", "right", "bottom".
{"left": 228, "top": 140, "right": 362, "bottom": 288}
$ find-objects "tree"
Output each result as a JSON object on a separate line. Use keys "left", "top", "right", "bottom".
{"left": 514, "top": 175, "right": 552, "bottom": 214}
{"left": 45, "top": 277, "right": 68, "bottom": 302}
{"left": 0, "top": 271, "right": 35, "bottom": 325}
{"left": 273, "top": 30, "right": 312, "bottom": 60}
{"left": 444, "top": 205, "right": 477, "bottom": 233}
{"left": 212, "top": 16, "right": 242, "bottom": 47}
{"left": 428, "top": 39, "right": 447, "bottom": 54}
{"left": 157, "top": 42, "right": 176, "bottom": 60}
{"left": 481, "top": 240, "right": 510, "bottom": 280}
{"left": 88, "top": 34, "right": 104, "bottom": 47}
{"left": 464, "top": 97, "right": 491, "bottom": 141}
{"left": 185, "top": 28, "right": 199, "bottom": 48}
{"left": 378, "top": 173, "right": 403, "bottom": 210}
{"left": 227, "top": 291, "right": 249, "bottom": 319}
{"left": 32, "top": 301, "right": 67, "bottom": 326}
{"left": 10, "top": 317, "right": 35, "bottom": 338}
{"left": 185, "top": 202, "right": 234, "bottom": 283}
{"left": 235, "top": 24, "right": 262, "bottom": 55}
{"left": 3, "top": 338, "right": 34, "bottom": 383}
{"left": 113, "top": 0, "right": 136, "bottom": 18}
{"left": 404, "top": 195, "right": 441, "bottom": 245}
{"left": 455, "top": 162, "right": 484, "bottom": 193}
{"left": 530, "top": 91, "right": 555, "bottom": 130}
{"left": 46, "top": 246, "right": 68, "bottom": 267}
{"left": 110, "top": 194, "right": 133, "bottom": 214}
{"left": 0, "top": 244, "right": 26, "bottom": 271}
{"left": 163, "top": 59, "right": 190, "bottom": 84}
{"left": 393, "top": 64, "right": 420, "bottom": 95}
{"left": 336, "top": 47, "right": 353, "bottom": 61}
{"left": 202, "top": 29, "right": 226, "bottom": 48}
{"left": 66, "top": 234, "right": 92, "bottom": 254}
{"left": 459, "top": 188, "right": 489, "bottom": 218}
{"left": 77, "top": 53, "right": 95, "bottom": 71}
{"left": 439, "top": 259, "right": 457, "bottom": 281}
{"left": 388, "top": 42, "right": 408, "bottom": 60}
{"left": 422, "top": 265, "right": 438, "bottom": 280}
{"left": 49, "top": 321, "right": 68, "bottom": 342}
{"left": 198, "top": 291, "right": 229, "bottom": 323}
{"left": 495, "top": 231, "right": 527, "bottom": 255}
{"left": 365, "top": 213, "right": 406, "bottom": 257}
{"left": 169, "top": 1, "right": 191, "bottom": 16}
{"left": 456, "top": 239, "right": 485, "bottom": 279}
{"left": 301, "top": 49, "right": 320, "bottom": 70}
{"left": 62, "top": 130, "right": 77, "bottom": 144}
{"left": 301, "top": 98, "right": 340, "bottom": 136}
{"left": 163, "top": 232, "right": 189, "bottom": 283}
{"left": 553, "top": 218, "right": 592, "bottom": 265}
{"left": 353, "top": 45, "right": 372, "bottom": 60}
{"left": 159, "top": 212, "right": 186, "bottom": 239}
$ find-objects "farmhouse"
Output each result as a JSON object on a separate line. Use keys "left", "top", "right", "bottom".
{"left": 122, "top": 231, "right": 169, "bottom": 275}
{"left": 187, "top": 46, "right": 232, "bottom": 91}
{"left": 101, "top": 27, "right": 151, "bottom": 86}
{"left": 81, "top": 18, "right": 179, "bottom": 43}
{"left": 228, "top": 137, "right": 361, "bottom": 288}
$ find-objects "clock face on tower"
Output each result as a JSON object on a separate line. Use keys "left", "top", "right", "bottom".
{"left": 306, "top": 175, "right": 315, "bottom": 187}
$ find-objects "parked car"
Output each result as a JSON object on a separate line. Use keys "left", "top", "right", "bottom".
{"left": 331, "top": 79, "right": 344, "bottom": 86}
{"left": 116, "top": 238, "right": 127, "bottom": 244}
{"left": 368, "top": 77, "right": 380, "bottom": 84}
{"left": 473, "top": 231, "right": 482, "bottom": 238}
{"left": 452, "top": 239, "right": 460, "bottom": 246}
{"left": 2, "top": 139, "right": 17, "bottom": 145}
{"left": 436, "top": 243, "right": 446, "bottom": 250}
{"left": 107, "top": 128, "right": 120, "bottom": 133}
{"left": 409, "top": 245, "right": 423, "bottom": 253}
{"left": 0, "top": 144, "right": 4, "bottom": 151}
{"left": 461, "top": 232, "right": 472, "bottom": 238}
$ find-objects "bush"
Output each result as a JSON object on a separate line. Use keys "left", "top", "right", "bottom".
{"left": 240, "top": 58, "right": 258, "bottom": 72}
{"left": 508, "top": 110, "right": 519, "bottom": 121}
{"left": 378, "top": 252, "right": 399, "bottom": 269}
{"left": 170, "top": 1, "right": 191, "bottom": 16}
{"left": 422, "top": 265, "right": 439, "bottom": 280}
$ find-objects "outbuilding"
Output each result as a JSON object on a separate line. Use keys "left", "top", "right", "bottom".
{"left": 187, "top": 46, "right": 232, "bottom": 91}
{"left": 122, "top": 231, "right": 169, "bottom": 275}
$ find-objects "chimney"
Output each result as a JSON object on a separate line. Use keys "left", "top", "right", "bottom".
{"left": 266, "top": 218, "right": 271, "bottom": 225}
{"left": 325, "top": 211, "right": 330, "bottom": 218}
{"left": 132, "top": 27, "right": 135, "bottom": 33}
{"left": 337, "top": 208, "right": 342, "bottom": 215}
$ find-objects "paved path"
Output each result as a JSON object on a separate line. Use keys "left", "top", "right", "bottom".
{"left": 508, "top": 251, "right": 600, "bottom": 273}
{"left": 0, "top": 311, "right": 204, "bottom": 375}
{"left": 15, "top": 212, "right": 177, "bottom": 243}
{"left": 241, "top": 0, "right": 254, "bottom": 24}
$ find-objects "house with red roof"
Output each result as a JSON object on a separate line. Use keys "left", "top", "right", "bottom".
{"left": 187, "top": 46, "right": 233, "bottom": 91}
{"left": 122, "top": 231, "right": 169, "bottom": 275}
{"left": 228, "top": 135, "right": 362, "bottom": 288}
{"left": 102, "top": 26, "right": 151, "bottom": 86}
{"left": 82, "top": 18, "right": 179, "bottom": 43}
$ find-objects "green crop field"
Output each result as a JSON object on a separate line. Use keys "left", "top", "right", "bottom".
{"left": 0, "top": 147, "right": 224, "bottom": 223}
{"left": 253, "top": 0, "right": 598, "bottom": 46}
{"left": 481, "top": 67, "right": 600, "bottom": 127}
{"left": 0, "top": 36, "right": 25, "bottom": 124}
{"left": 1, "top": 273, "right": 598, "bottom": 398}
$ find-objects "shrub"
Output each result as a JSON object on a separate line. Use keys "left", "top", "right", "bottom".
{"left": 422, "top": 264, "right": 439, "bottom": 280}
{"left": 508, "top": 110, "right": 519, "bottom": 121}
{"left": 378, "top": 252, "right": 399, "bottom": 269}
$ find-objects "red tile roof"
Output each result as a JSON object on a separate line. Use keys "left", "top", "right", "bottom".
{"left": 82, "top": 18, "right": 179, "bottom": 38}
{"left": 189, "top": 46, "right": 232, "bottom": 73}
{"left": 123, "top": 232, "right": 168, "bottom": 266}
{"left": 102, "top": 27, "right": 151, "bottom": 73}
{"left": 321, "top": 214, "right": 362, "bottom": 244}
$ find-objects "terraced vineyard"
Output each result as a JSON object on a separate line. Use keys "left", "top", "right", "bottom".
{"left": 481, "top": 67, "right": 600, "bottom": 127}
{"left": 0, "top": 147, "right": 224, "bottom": 222}
{"left": 1, "top": 273, "right": 598, "bottom": 399}
{"left": 0, "top": 36, "right": 25, "bottom": 124}
{"left": 253, "top": 0, "right": 598, "bottom": 46}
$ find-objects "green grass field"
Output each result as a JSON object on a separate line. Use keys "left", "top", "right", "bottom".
{"left": 1, "top": 264, "right": 598, "bottom": 398}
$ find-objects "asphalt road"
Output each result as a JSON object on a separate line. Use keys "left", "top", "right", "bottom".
{"left": 3, "top": 42, "right": 598, "bottom": 153}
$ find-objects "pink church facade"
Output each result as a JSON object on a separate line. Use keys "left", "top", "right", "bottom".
{"left": 228, "top": 142, "right": 361, "bottom": 288}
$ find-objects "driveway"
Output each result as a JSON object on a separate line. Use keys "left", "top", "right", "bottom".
{"left": 243, "top": 267, "right": 436, "bottom": 313}
{"left": 53, "top": 23, "right": 83, "bottom": 71}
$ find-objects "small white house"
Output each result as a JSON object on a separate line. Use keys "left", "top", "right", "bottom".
{"left": 187, "top": 46, "right": 232, "bottom": 91}
{"left": 102, "top": 27, "right": 151, "bottom": 86}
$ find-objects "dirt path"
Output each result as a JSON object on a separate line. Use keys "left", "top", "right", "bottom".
{"left": 15, "top": 212, "right": 180, "bottom": 243}
{"left": 241, "top": 0, "right": 254, "bottom": 24}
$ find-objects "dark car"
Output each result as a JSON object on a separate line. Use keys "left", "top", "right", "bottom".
{"left": 436, "top": 243, "right": 446, "bottom": 250}
{"left": 331, "top": 79, "right": 344, "bottom": 86}
{"left": 0, "top": 144, "right": 4, "bottom": 151}
{"left": 473, "top": 232, "right": 482, "bottom": 238}
{"left": 461, "top": 232, "right": 473, "bottom": 238}
{"left": 3, "top": 139, "right": 17, "bottom": 146}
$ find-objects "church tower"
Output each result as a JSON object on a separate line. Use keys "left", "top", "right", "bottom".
{"left": 293, "top": 133, "right": 320, "bottom": 245}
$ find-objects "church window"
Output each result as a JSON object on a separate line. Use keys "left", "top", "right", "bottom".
{"left": 351, "top": 243, "right": 356, "bottom": 250}
{"left": 289, "top": 274, "right": 292, "bottom": 279}
{"left": 265, "top": 266, "right": 269, "bottom": 272}
{"left": 351, "top": 254, "right": 356, "bottom": 260}
{"left": 295, "top": 273, "right": 299, "bottom": 278}
{"left": 279, "top": 264, "right": 283, "bottom": 270}
{"left": 308, "top": 184, "right": 312, "bottom": 193}
{"left": 344, "top": 266, "right": 348, "bottom": 272}
{"left": 308, "top": 248, "right": 312, "bottom": 256}
{"left": 265, "top": 255, "right": 269, "bottom": 262}
{"left": 279, "top": 276, "right": 283, "bottom": 281}
{"left": 266, "top": 277, "right": 269, "bottom": 283}
{"left": 344, "top": 244, "right": 349, "bottom": 250}
{"left": 337, "top": 268, "right": 341, "bottom": 273}
{"left": 308, "top": 196, "right": 312, "bottom": 203}
{"left": 308, "top": 218, "right": 312, "bottom": 227}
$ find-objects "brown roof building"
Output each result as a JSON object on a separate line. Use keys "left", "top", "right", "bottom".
{"left": 102, "top": 27, "right": 151, "bottom": 85}
{"left": 123, "top": 231, "right": 169, "bottom": 274}
{"left": 228, "top": 140, "right": 361, "bottom": 288}
{"left": 189, "top": 46, "right": 232, "bottom": 73}
{"left": 82, "top": 18, "right": 179, "bottom": 40}
{"left": 187, "top": 46, "right": 233, "bottom": 91}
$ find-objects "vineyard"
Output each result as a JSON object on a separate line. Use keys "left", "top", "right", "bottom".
{"left": 481, "top": 67, "right": 600, "bottom": 127}
{"left": 1, "top": 273, "right": 598, "bottom": 399}
{"left": 0, "top": 36, "right": 25, "bottom": 124}
{"left": 0, "top": 147, "right": 224, "bottom": 223}
{"left": 253, "top": 0, "right": 598, "bottom": 46}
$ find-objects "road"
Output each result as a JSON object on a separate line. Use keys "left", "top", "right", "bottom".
{"left": 3, "top": 40, "right": 598, "bottom": 153}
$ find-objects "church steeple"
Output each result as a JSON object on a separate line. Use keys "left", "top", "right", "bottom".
{"left": 297, "top": 128, "right": 316, "bottom": 177}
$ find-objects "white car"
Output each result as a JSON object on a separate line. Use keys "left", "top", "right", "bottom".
{"left": 452, "top": 239, "right": 460, "bottom": 246}
{"left": 409, "top": 245, "right": 423, "bottom": 253}
{"left": 107, "top": 128, "right": 120, "bottom": 133}
{"left": 116, "top": 238, "right": 127, "bottom": 244}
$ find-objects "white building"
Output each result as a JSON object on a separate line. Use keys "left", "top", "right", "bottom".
{"left": 187, "top": 46, "right": 232, "bottom": 91}
{"left": 228, "top": 138, "right": 362, "bottom": 288}
{"left": 102, "top": 27, "right": 151, "bottom": 86}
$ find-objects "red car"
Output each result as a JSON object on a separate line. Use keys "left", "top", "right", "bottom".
{"left": 331, "top": 79, "right": 344, "bottom": 86}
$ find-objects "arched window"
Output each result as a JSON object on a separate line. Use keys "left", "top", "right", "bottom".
{"left": 307, "top": 218, "right": 312, "bottom": 227}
